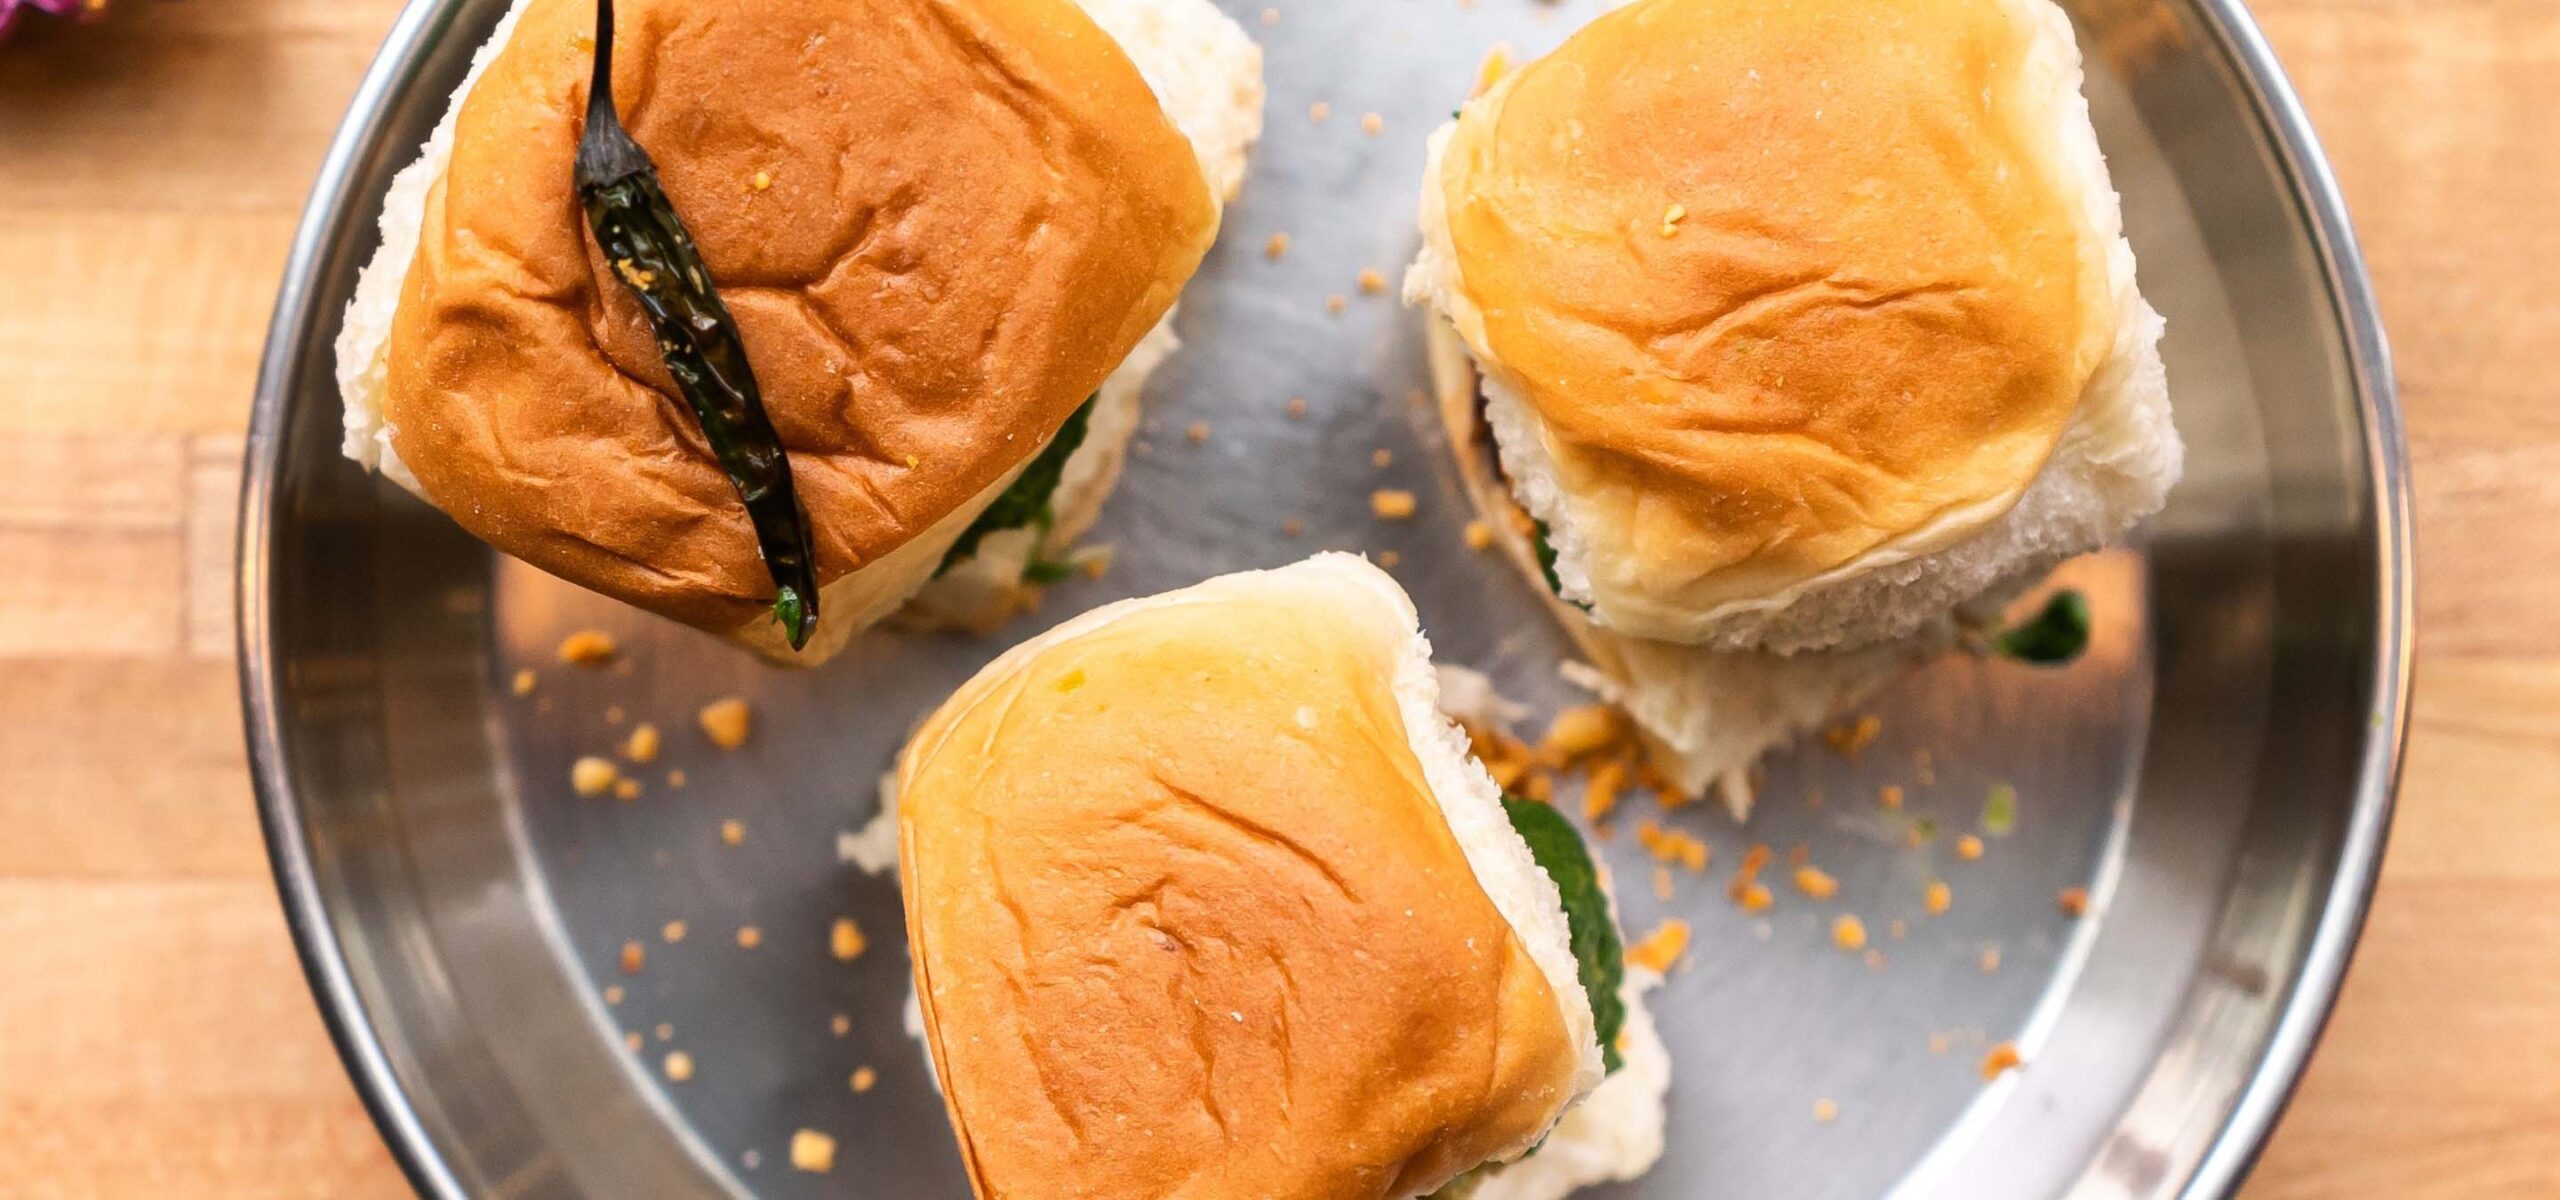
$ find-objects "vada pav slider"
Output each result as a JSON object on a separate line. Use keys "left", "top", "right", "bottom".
{"left": 336, "top": 0, "right": 1263, "bottom": 662}
{"left": 1407, "top": 0, "right": 2180, "bottom": 808}
{"left": 893, "top": 554, "right": 1667, "bottom": 1199}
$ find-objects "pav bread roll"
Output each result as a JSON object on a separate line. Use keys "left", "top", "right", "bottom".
{"left": 336, "top": 0, "right": 1263, "bottom": 662}
{"left": 1408, "top": 0, "right": 2179, "bottom": 654}
{"left": 896, "top": 555, "right": 1653, "bottom": 1199}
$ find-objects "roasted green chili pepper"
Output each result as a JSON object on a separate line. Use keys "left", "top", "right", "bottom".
{"left": 574, "top": 0, "right": 821, "bottom": 650}
{"left": 1991, "top": 589, "right": 2092, "bottom": 665}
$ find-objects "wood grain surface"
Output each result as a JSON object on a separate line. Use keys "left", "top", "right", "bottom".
{"left": 0, "top": 0, "right": 2551, "bottom": 1195}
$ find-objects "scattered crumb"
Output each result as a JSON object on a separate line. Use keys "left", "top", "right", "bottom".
{"left": 1463, "top": 520, "right": 1496, "bottom": 551}
{"left": 736, "top": 925, "right": 764, "bottom": 949}
{"left": 1659, "top": 203, "right": 1685, "bottom": 238}
{"left": 1184, "top": 421, "right": 1210, "bottom": 445}
{"left": 1736, "top": 882, "right": 1774, "bottom": 914}
{"left": 850, "top": 1067, "right": 878, "bottom": 1094}
{"left": 1728, "top": 842, "right": 1773, "bottom": 906}
{"left": 1635, "top": 820, "right": 1708, "bottom": 872}
{"left": 1925, "top": 880, "right": 1953, "bottom": 916}
{"left": 1879, "top": 784, "right": 1905, "bottom": 811}
{"left": 1540, "top": 705, "right": 1623, "bottom": 763}
{"left": 830, "top": 1014, "right": 852, "bottom": 1037}
{"left": 790, "top": 1129, "right": 837, "bottom": 1174}
{"left": 663, "top": 920, "right": 688, "bottom": 944}
{"left": 1357, "top": 267, "right": 1388, "bottom": 295}
{"left": 1370, "top": 489, "right": 1417, "bottom": 520}
{"left": 1979, "top": 946, "right": 2003, "bottom": 973}
{"left": 619, "top": 941, "right": 646, "bottom": 974}
{"left": 654, "top": 1022, "right": 674, "bottom": 1042}
{"left": 557, "top": 630, "right": 617, "bottom": 665}
{"left": 1325, "top": 293, "right": 1349, "bottom": 315}
{"left": 1583, "top": 761, "right": 1627, "bottom": 824}
{"left": 663, "top": 1050, "right": 695, "bottom": 1082}
{"left": 720, "top": 819, "right": 746, "bottom": 846}
{"left": 1281, "top": 518, "right": 1305, "bottom": 539}
{"left": 1980, "top": 1042, "right": 2024, "bottom": 1081}
{"left": 666, "top": 769, "right": 688, "bottom": 790}
{"left": 1956, "top": 834, "right": 1986, "bottom": 862}
{"left": 1863, "top": 948, "right": 1888, "bottom": 971}
{"left": 2058, "top": 886, "right": 2091, "bottom": 917}
{"left": 1377, "top": 550, "right": 1402, "bottom": 570}
{"left": 1823, "top": 714, "right": 1882, "bottom": 758}
{"left": 698, "top": 698, "right": 752, "bottom": 750}
{"left": 1813, "top": 1098, "right": 1839, "bottom": 1124}
{"left": 1624, "top": 919, "right": 1692, "bottom": 973}
{"left": 1831, "top": 915, "right": 1869, "bottom": 952}
{"left": 1889, "top": 919, "right": 1908, "bottom": 940}
{"left": 1787, "top": 844, "right": 1810, "bottom": 868}
{"left": 1285, "top": 396, "right": 1309, "bottom": 419}
{"left": 625, "top": 1031, "right": 644, "bottom": 1052}
{"left": 1652, "top": 866, "right": 1675, "bottom": 901}
{"left": 572, "top": 756, "right": 620, "bottom": 798}
{"left": 831, "top": 918, "right": 868, "bottom": 962}
{"left": 742, "top": 1149, "right": 761, "bottom": 1171}
{"left": 1265, "top": 232, "right": 1291, "bottom": 260}
{"left": 603, "top": 985, "right": 625, "bottom": 1006}
{"left": 1370, "top": 447, "right": 1394, "bottom": 468}
{"left": 604, "top": 704, "right": 627, "bottom": 726}
{"left": 613, "top": 777, "right": 643, "bottom": 802}
{"left": 1928, "top": 1032, "right": 1950, "bottom": 1056}
{"left": 625, "top": 723, "right": 661, "bottom": 763}
{"left": 1793, "top": 865, "right": 1839, "bottom": 900}
{"left": 1308, "top": 101, "right": 1332, "bottom": 123}
{"left": 1258, "top": 5, "right": 1278, "bottom": 24}
{"left": 511, "top": 669, "right": 538, "bottom": 696}
{"left": 1914, "top": 747, "right": 1937, "bottom": 786}
{"left": 1360, "top": 112, "right": 1384, "bottom": 136}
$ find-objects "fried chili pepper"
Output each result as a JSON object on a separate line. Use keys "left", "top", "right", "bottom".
{"left": 574, "top": 0, "right": 821, "bottom": 650}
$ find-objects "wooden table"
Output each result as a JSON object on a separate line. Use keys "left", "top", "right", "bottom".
{"left": 0, "top": 1, "right": 2549, "bottom": 1195}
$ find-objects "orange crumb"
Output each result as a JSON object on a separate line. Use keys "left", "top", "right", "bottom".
{"left": 1793, "top": 865, "right": 1839, "bottom": 900}
{"left": 1360, "top": 112, "right": 1384, "bottom": 136}
{"left": 719, "top": 819, "right": 745, "bottom": 846}
{"left": 1540, "top": 705, "right": 1623, "bottom": 764}
{"left": 697, "top": 697, "right": 751, "bottom": 750}
{"left": 1370, "top": 489, "right": 1418, "bottom": 520}
{"left": 1308, "top": 101, "right": 1332, "bottom": 123}
{"left": 1736, "top": 882, "right": 1774, "bottom": 914}
{"left": 1652, "top": 866, "right": 1674, "bottom": 901}
{"left": 1925, "top": 880, "right": 1953, "bottom": 916}
{"left": 831, "top": 918, "right": 868, "bottom": 962}
{"left": 1378, "top": 550, "right": 1402, "bottom": 570}
{"left": 1265, "top": 232, "right": 1291, "bottom": 260}
{"left": 851, "top": 1067, "right": 878, "bottom": 1094}
{"left": 1370, "top": 447, "right": 1393, "bottom": 468}
{"left": 1259, "top": 6, "right": 1278, "bottom": 24}
{"left": 1624, "top": 919, "right": 1692, "bottom": 973}
{"left": 1357, "top": 268, "right": 1388, "bottom": 295}
{"left": 625, "top": 1031, "right": 644, "bottom": 1052}
{"left": 1182, "top": 421, "right": 1208, "bottom": 444}
{"left": 1879, "top": 784, "right": 1905, "bottom": 811}
{"left": 2058, "top": 886, "right": 2091, "bottom": 917}
{"left": 625, "top": 723, "right": 661, "bottom": 763}
{"left": 1813, "top": 1098, "right": 1839, "bottom": 1123}
{"left": 736, "top": 925, "right": 763, "bottom": 950}
{"left": 1787, "top": 844, "right": 1810, "bottom": 868}
{"left": 1325, "top": 293, "right": 1349, "bottom": 315}
{"left": 1286, "top": 396, "right": 1309, "bottom": 418}
{"left": 1889, "top": 919, "right": 1908, "bottom": 940}
{"left": 1956, "top": 834, "right": 1985, "bottom": 861}
{"left": 1823, "top": 714, "right": 1883, "bottom": 758}
{"left": 666, "top": 769, "right": 688, "bottom": 790}
{"left": 1980, "top": 946, "right": 2003, "bottom": 973}
{"left": 613, "top": 777, "right": 642, "bottom": 802}
{"left": 830, "top": 1013, "right": 851, "bottom": 1037}
{"left": 1831, "top": 915, "right": 1869, "bottom": 951}
{"left": 604, "top": 704, "right": 627, "bottom": 726}
{"left": 1981, "top": 1042, "right": 2024, "bottom": 1081}
{"left": 511, "top": 668, "right": 538, "bottom": 696}
{"left": 1463, "top": 520, "right": 1496, "bottom": 551}
{"left": 571, "top": 756, "right": 619, "bottom": 798}
{"left": 556, "top": 630, "right": 617, "bottom": 665}
{"left": 663, "top": 1050, "right": 695, "bottom": 1082}
{"left": 619, "top": 941, "right": 646, "bottom": 974}
{"left": 790, "top": 1129, "right": 836, "bottom": 1174}
{"left": 1864, "top": 948, "right": 1888, "bottom": 971}
{"left": 1583, "top": 760, "right": 1627, "bottom": 824}
{"left": 1281, "top": 518, "right": 1304, "bottom": 538}
{"left": 603, "top": 984, "right": 624, "bottom": 1006}
{"left": 1634, "top": 819, "right": 1708, "bottom": 872}
{"left": 662, "top": 920, "right": 688, "bottom": 944}
{"left": 1928, "top": 1032, "right": 1950, "bottom": 1056}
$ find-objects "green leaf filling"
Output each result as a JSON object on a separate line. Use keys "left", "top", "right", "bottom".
{"left": 1527, "top": 519, "right": 1592, "bottom": 613}
{"left": 1992, "top": 589, "right": 2092, "bottom": 665}
{"left": 1982, "top": 783, "right": 2019, "bottom": 837}
{"left": 936, "top": 396, "right": 1097, "bottom": 580}
{"left": 1501, "top": 796, "right": 1627, "bottom": 1075}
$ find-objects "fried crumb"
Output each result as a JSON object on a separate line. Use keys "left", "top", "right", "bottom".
{"left": 1793, "top": 865, "right": 1839, "bottom": 900}
{"left": 1624, "top": 919, "right": 1692, "bottom": 973}
{"left": 720, "top": 819, "right": 745, "bottom": 846}
{"left": 663, "top": 1050, "right": 695, "bottom": 1082}
{"left": 1281, "top": 518, "right": 1305, "bottom": 539}
{"left": 1652, "top": 866, "right": 1674, "bottom": 901}
{"left": 1377, "top": 550, "right": 1402, "bottom": 570}
{"left": 1583, "top": 760, "right": 1627, "bottom": 824}
{"left": 1463, "top": 520, "right": 1496, "bottom": 551}
{"left": 1357, "top": 267, "right": 1388, "bottom": 295}
{"left": 572, "top": 757, "right": 620, "bottom": 798}
{"left": 1832, "top": 914, "right": 1869, "bottom": 952}
{"left": 1864, "top": 949, "right": 1888, "bottom": 970}
{"left": 1925, "top": 880, "right": 1953, "bottom": 916}
{"left": 831, "top": 918, "right": 868, "bottom": 962}
{"left": 1325, "top": 293, "right": 1349, "bottom": 315}
{"left": 1879, "top": 784, "right": 1905, "bottom": 811}
{"left": 1258, "top": 5, "right": 1279, "bottom": 24}
{"left": 1736, "top": 882, "right": 1773, "bottom": 913}
{"left": 1265, "top": 232, "right": 1291, "bottom": 260}
{"left": 1813, "top": 1098, "right": 1839, "bottom": 1124}
{"left": 1979, "top": 946, "right": 2003, "bottom": 973}
{"left": 654, "top": 1022, "right": 674, "bottom": 1042}
{"left": 1956, "top": 834, "right": 1986, "bottom": 861}
{"left": 1370, "top": 447, "right": 1394, "bottom": 468}
{"left": 604, "top": 704, "right": 626, "bottom": 726}
{"left": 1540, "top": 705, "right": 1623, "bottom": 764}
{"left": 851, "top": 1067, "right": 878, "bottom": 1094}
{"left": 750, "top": 170, "right": 774, "bottom": 192}
{"left": 1370, "top": 489, "right": 1418, "bottom": 520}
{"left": 1928, "top": 1031, "right": 1950, "bottom": 1056}
{"left": 1285, "top": 396, "right": 1309, "bottom": 419}
{"left": 663, "top": 920, "right": 688, "bottom": 944}
{"left": 603, "top": 984, "right": 625, "bottom": 1006}
{"left": 790, "top": 1129, "right": 837, "bottom": 1174}
{"left": 1823, "top": 714, "right": 1882, "bottom": 758}
{"left": 511, "top": 668, "right": 538, "bottom": 696}
{"left": 1635, "top": 820, "right": 1709, "bottom": 872}
{"left": 1914, "top": 747, "right": 1936, "bottom": 786}
{"left": 1360, "top": 112, "right": 1384, "bottom": 136}
{"left": 613, "top": 777, "right": 642, "bottom": 802}
{"left": 1308, "top": 101, "right": 1332, "bottom": 123}
{"left": 666, "top": 769, "right": 688, "bottom": 790}
{"left": 1889, "top": 919, "right": 1908, "bottom": 940}
{"left": 625, "top": 1031, "right": 644, "bottom": 1052}
{"left": 1181, "top": 420, "right": 1211, "bottom": 445}
{"left": 736, "top": 925, "right": 764, "bottom": 949}
{"left": 1787, "top": 844, "right": 1810, "bottom": 868}
{"left": 619, "top": 941, "right": 646, "bottom": 974}
{"left": 830, "top": 1014, "right": 852, "bottom": 1037}
{"left": 1980, "top": 1042, "right": 2024, "bottom": 1081}
{"left": 1659, "top": 203, "right": 1686, "bottom": 238}
{"left": 625, "top": 723, "right": 661, "bottom": 763}
{"left": 557, "top": 630, "right": 617, "bottom": 665}
{"left": 2058, "top": 886, "right": 2091, "bottom": 917}
{"left": 698, "top": 697, "right": 752, "bottom": 750}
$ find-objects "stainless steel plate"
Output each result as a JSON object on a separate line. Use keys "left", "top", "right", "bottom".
{"left": 241, "top": 0, "right": 2409, "bottom": 1196}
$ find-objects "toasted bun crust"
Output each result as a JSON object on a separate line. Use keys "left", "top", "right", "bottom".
{"left": 380, "top": 0, "right": 1216, "bottom": 634}
{"left": 899, "top": 556, "right": 1590, "bottom": 1199}
{"left": 1420, "top": 0, "right": 2119, "bottom": 644}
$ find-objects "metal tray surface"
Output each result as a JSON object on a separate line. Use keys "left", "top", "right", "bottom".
{"left": 241, "top": 0, "right": 2409, "bottom": 1197}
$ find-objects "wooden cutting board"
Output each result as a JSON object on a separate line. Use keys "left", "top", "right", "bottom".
{"left": 0, "top": 0, "right": 2551, "bottom": 1195}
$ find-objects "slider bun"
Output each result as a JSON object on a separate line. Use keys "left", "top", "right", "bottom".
{"left": 1413, "top": 0, "right": 2176, "bottom": 650}
{"left": 898, "top": 554, "right": 1601, "bottom": 1199}
{"left": 339, "top": 0, "right": 1217, "bottom": 658}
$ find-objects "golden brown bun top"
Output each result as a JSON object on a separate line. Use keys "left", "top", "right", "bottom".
{"left": 898, "top": 564, "right": 1582, "bottom": 1200}
{"left": 1432, "top": 0, "right": 2113, "bottom": 624}
{"left": 385, "top": 0, "right": 1216, "bottom": 632}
